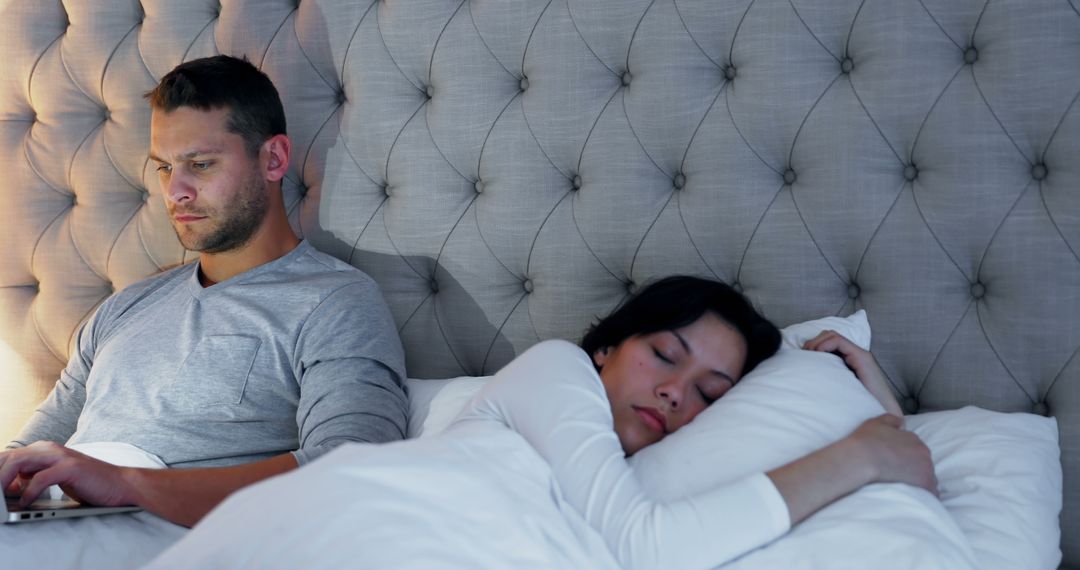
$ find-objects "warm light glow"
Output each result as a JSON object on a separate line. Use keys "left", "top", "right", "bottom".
{"left": 0, "top": 336, "right": 38, "bottom": 443}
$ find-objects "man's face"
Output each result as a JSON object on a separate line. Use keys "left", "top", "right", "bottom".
{"left": 149, "top": 107, "right": 269, "bottom": 254}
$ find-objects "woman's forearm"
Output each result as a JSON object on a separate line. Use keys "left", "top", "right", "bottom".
{"left": 767, "top": 414, "right": 937, "bottom": 525}
{"left": 860, "top": 367, "right": 904, "bottom": 417}
{"left": 766, "top": 435, "right": 875, "bottom": 524}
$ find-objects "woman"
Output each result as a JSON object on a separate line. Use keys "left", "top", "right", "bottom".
{"left": 146, "top": 276, "right": 934, "bottom": 570}
{"left": 453, "top": 275, "right": 933, "bottom": 568}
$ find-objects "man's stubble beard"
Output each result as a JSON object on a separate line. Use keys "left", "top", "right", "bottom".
{"left": 172, "top": 170, "right": 270, "bottom": 254}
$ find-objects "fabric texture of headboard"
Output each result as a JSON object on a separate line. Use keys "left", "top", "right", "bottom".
{"left": 0, "top": 0, "right": 1077, "bottom": 565}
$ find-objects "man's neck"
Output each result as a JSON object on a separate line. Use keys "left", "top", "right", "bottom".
{"left": 197, "top": 230, "right": 300, "bottom": 287}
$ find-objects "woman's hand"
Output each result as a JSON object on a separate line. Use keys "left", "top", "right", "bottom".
{"left": 803, "top": 330, "right": 903, "bottom": 417}
{"left": 848, "top": 414, "right": 937, "bottom": 495}
{"left": 767, "top": 413, "right": 938, "bottom": 525}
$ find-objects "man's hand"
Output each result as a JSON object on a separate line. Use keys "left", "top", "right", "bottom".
{"left": 803, "top": 329, "right": 904, "bottom": 416}
{"left": 0, "top": 441, "right": 136, "bottom": 507}
{"left": 1, "top": 442, "right": 298, "bottom": 527}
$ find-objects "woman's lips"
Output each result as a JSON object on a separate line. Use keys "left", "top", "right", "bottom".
{"left": 633, "top": 406, "right": 668, "bottom": 433}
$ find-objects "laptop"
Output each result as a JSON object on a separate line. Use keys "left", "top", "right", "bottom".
{"left": 3, "top": 494, "right": 141, "bottom": 524}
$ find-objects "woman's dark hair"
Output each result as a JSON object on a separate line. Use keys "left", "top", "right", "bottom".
{"left": 580, "top": 276, "right": 781, "bottom": 377}
{"left": 144, "top": 55, "right": 286, "bottom": 158}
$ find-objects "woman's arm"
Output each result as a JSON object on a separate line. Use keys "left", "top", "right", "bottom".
{"left": 460, "top": 340, "right": 790, "bottom": 570}
{"left": 767, "top": 413, "right": 937, "bottom": 524}
{"left": 803, "top": 330, "right": 904, "bottom": 416}
{"left": 777, "top": 330, "right": 935, "bottom": 523}
{"left": 464, "top": 339, "right": 936, "bottom": 569}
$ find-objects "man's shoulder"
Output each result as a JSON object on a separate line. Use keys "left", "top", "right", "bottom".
{"left": 84, "top": 262, "right": 192, "bottom": 334}
{"left": 104, "top": 262, "right": 193, "bottom": 308}
{"left": 284, "top": 243, "right": 379, "bottom": 293}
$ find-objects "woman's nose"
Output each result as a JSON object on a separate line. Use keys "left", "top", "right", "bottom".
{"left": 657, "top": 381, "right": 681, "bottom": 409}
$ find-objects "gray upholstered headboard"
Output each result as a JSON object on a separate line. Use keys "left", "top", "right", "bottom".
{"left": 0, "top": 0, "right": 1076, "bottom": 565}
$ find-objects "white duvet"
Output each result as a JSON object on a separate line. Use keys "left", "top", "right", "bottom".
{"left": 2, "top": 403, "right": 1060, "bottom": 570}
{"left": 146, "top": 426, "right": 621, "bottom": 570}
{"left": 145, "top": 423, "right": 986, "bottom": 570}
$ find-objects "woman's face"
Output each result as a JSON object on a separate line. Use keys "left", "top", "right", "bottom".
{"left": 594, "top": 312, "right": 748, "bottom": 456}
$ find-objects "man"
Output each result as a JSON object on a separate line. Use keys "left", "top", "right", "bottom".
{"left": 0, "top": 55, "right": 408, "bottom": 528}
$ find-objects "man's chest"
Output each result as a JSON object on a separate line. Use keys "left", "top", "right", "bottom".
{"left": 81, "top": 294, "right": 302, "bottom": 419}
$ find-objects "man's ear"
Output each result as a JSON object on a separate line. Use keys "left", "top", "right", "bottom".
{"left": 592, "top": 346, "right": 610, "bottom": 368}
{"left": 263, "top": 134, "right": 291, "bottom": 183}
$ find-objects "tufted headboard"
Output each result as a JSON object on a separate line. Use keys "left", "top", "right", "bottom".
{"left": 0, "top": 0, "right": 1077, "bottom": 564}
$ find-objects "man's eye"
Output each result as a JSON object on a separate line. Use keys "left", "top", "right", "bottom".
{"left": 192, "top": 162, "right": 209, "bottom": 170}
{"left": 155, "top": 164, "right": 171, "bottom": 174}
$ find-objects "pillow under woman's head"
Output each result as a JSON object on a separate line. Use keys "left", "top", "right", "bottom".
{"left": 628, "top": 310, "right": 883, "bottom": 497}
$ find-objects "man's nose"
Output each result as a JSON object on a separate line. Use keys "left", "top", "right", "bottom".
{"left": 165, "top": 173, "right": 196, "bottom": 204}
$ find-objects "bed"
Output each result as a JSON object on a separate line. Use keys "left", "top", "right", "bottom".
{"left": 0, "top": 0, "right": 1076, "bottom": 568}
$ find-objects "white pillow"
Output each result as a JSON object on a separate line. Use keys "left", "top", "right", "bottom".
{"left": 408, "top": 311, "right": 876, "bottom": 442}
{"left": 627, "top": 311, "right": 977, "bottom": 567}
{"left": 406, "top": 376, "right": 492, "bottom": 438}
{"left": 405, "top": 377, "right": 457, "bottom": 438}
{"left": 906, "top": 407, "right": 1062, "bottom": 570}
{"left": 630, "top": 311, "right": 886, "bottom": 490}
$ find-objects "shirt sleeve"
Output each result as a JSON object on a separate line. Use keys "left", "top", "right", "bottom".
{"left": 461, "top": 339, "right": 791, "bottom": 570}
{"left": 7, "top": 303, "right": 107, "bottom": 449}
{"left": 290, "top": 281, "right": 409, "bottom": 466}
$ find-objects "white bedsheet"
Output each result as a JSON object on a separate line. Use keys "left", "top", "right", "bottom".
{"left": 4, "top": 392, "right": 1057, "bottom": 570}
{"left": 0, "top": 511, "right": 185, "bottom": 570}
{"left": 145, "top": 425, "right": 620, "bottom": 569}
{"left": 721, "top": 484, "right": 976, "bottom": 569}
{"left": 144, "top": 421, "right": 982, "bottom": 570}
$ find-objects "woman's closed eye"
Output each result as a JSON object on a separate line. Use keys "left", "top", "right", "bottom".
{"left": 653, "top": 348, "right": 674, "bottom": 365}
{"left": 698, "top": 379, "right": 727, "bottom": 403}
{"left": 697, "top": 386, "right": 714, "bottom": 404}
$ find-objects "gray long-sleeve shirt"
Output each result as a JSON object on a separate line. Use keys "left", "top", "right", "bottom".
{"left": 8, "top": 241, "right": 408, "bottom": 468}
